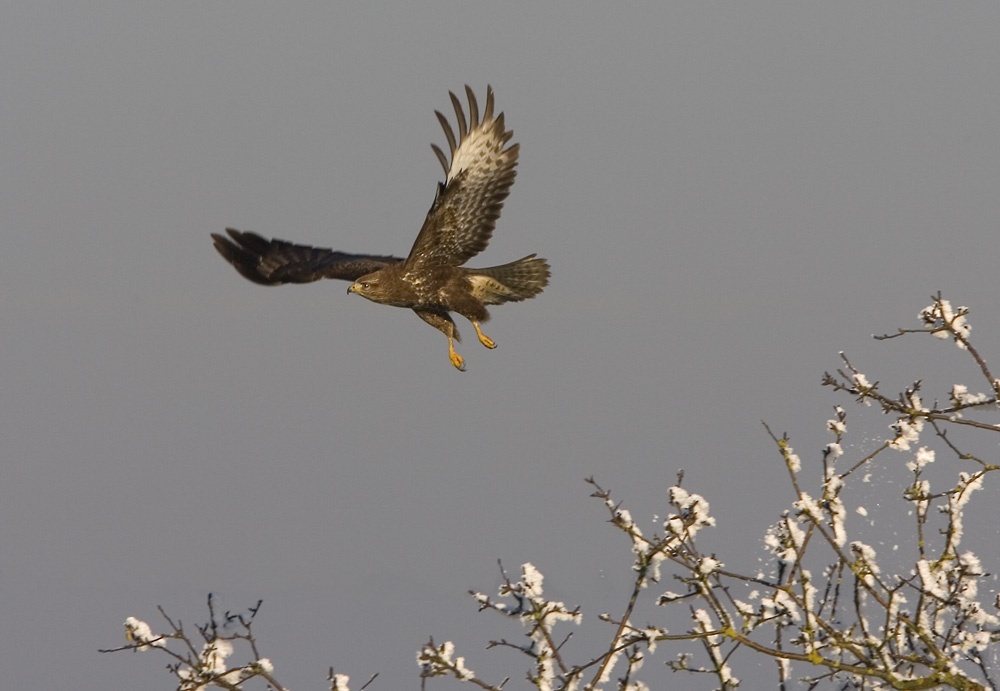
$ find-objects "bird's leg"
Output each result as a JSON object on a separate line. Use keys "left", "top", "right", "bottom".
{"left": 413, "top": 310, "right": 466, "bottom": 372}
{"left": 448, "top": 335, "right": 466, "bottom": 371}
{"left": 472, "top": 321, "right": 496, "bottom": 349}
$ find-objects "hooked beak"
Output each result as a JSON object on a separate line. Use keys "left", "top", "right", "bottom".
{"left": 347, "top": 283, "right": 357, "bottom": 295}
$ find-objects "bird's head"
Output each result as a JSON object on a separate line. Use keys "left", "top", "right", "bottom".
{"left": 347, "top": 271, "right": 385, "bottom": 302}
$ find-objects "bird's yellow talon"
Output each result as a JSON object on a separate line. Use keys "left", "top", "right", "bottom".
{"left": 473, "top": 321, "right": 496, "bottom": 349}
{"left": 449, "top": 339, "right": 466, "bottom": 371}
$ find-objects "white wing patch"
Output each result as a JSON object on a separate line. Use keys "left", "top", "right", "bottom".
{"left": 448, "top": 127, "right": 507, "bottom": 184}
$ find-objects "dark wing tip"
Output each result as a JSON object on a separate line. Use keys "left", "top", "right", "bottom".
{"left": 211, "top": 228, "right": 279, "bottom": 286}
{"left": 464, "top": 85, "right": 479, "bottom": 130}
{"left": 430, "top": 143, "right": 449, "bottom": 176}
{"left": 434, "top": 110, "right": 457, "bottom": 157}
{"left": 449, "top": 90, "right": 467, "bottom": 140}
{"left": 484, "top": 85, "right": 495, "bottom": 121}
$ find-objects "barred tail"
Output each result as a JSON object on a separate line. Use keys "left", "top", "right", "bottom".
{"left": 466, "top": 255, "right": 551, "bottom": 305}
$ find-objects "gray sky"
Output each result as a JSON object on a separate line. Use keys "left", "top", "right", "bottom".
{"left": 2, "top": 3, "right": 999, "bottom": 689}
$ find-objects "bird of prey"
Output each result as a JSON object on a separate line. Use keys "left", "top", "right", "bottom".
{"left": 212, "top": 86, "right": 550, "bottom": 371}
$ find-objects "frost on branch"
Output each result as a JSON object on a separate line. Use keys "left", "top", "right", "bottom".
{"left": 919, "top": 297, "right": 971, "bottom": 349}
{"left": 103, "top": 595, "right": 288, "bottom": 691}
{"left": 421, "top": 562, "right": 583, "bottom": 691}
{"left": 124, "top": 616, "right": 166, "bottom": 651}
{"left": 418, "top": 639, "right": 479, "bottom": 684}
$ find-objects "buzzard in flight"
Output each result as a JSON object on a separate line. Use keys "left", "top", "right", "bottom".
{"left": 212, "top": 86, "right": 549, "bottom": 371}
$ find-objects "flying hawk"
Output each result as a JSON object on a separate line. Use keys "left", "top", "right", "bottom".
{"left": 212, "top": 86, "right": 550, "bottom": 371}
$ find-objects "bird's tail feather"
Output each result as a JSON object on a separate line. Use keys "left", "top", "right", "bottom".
{"left": 466, "top": 255, "right": 551, "bottom": 304}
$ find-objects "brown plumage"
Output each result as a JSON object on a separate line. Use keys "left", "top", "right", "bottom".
{"left": 212, "top": 86, "right": 550, "bottom": 371}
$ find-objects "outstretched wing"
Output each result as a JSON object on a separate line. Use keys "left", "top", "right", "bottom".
{"left": 212, "top": 228, "right": 402, "bottom": 285}
{"left": 404, "top": 86, "right": 519, "bottom": 270}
